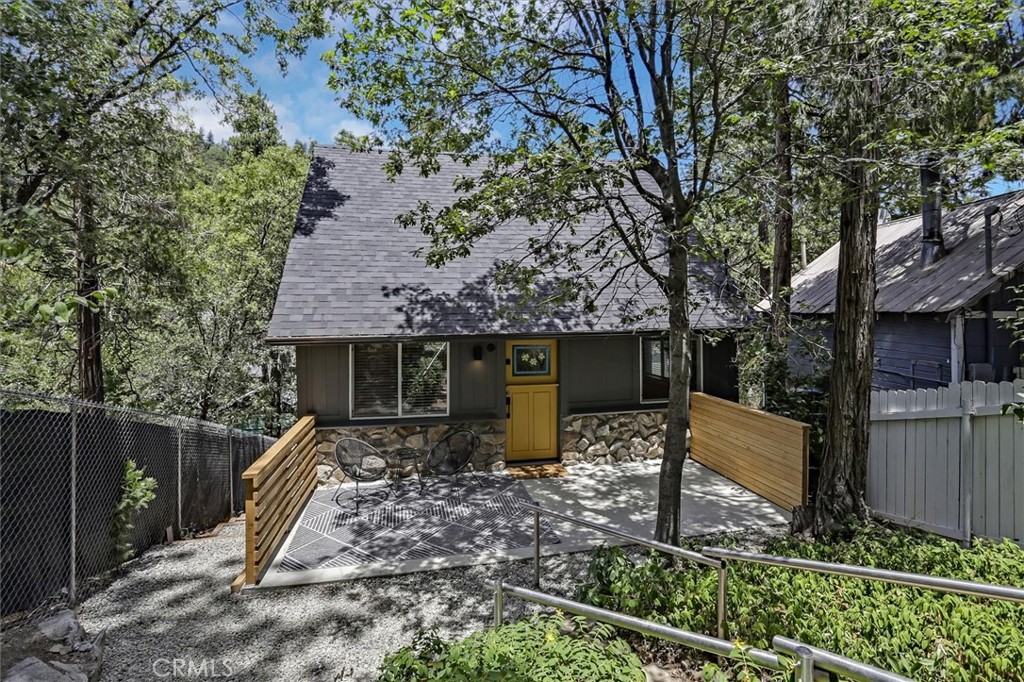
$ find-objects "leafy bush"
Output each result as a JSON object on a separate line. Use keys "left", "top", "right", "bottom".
{"left": 377, "top": 613, "right": 645, "bottom": 682}
{"left": 578, "top": 524, "right": 1024, "bottom": 681}
{"left": 111, "top": 458, "right": 157, "bottom": 563}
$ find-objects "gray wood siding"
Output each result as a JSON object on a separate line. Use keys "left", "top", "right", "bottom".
{"left": 296, "top": 345, "right": 349, "bottom": 419}
{"left": 296, "top": 340, "right": 504, "bottom": 424}
{"left": 792, "top": 314, "right": 953, "bottom": 390}
{"left": 561, "top": 336, "right": 640, "bottom": 413}
{"left": 702, "top": 337, "right": 740, "bottom": 401}
{"left": 873, "top": 313, "right": 952, "bottom": 390}
{"left": 451, "top": 339, "right": 504, "bottom": 419}
{"left": 296, "top": 334, "right": 745, "bottom": 423}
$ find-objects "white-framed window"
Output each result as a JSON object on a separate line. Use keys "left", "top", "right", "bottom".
{"left": 640, "top": 336, "right": 670, "bottom": 403}
{"left": 350, "top": 342, "right": 449, "bottom": 419}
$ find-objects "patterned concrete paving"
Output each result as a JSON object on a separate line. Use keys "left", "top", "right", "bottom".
{"left": 271, "top": 473, "right": 558, "bottom": 578}
{"left": 258, "top": 460, "right": 788, "bottom": 589}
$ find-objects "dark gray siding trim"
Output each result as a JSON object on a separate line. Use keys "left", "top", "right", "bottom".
{"left": 561, "top": 336, "right": 640, "bottom": 414}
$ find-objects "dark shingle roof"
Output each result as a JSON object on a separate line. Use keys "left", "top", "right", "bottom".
{"left": 268, "top": 147, "right": 744, "bottom": 343}
{"left": 790, "top": 190, "right": 1024, "bottom": 315}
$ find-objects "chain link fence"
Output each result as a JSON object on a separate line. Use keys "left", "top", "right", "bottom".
{"left": 0, "top": 390, "right": 275, "bottom": 619}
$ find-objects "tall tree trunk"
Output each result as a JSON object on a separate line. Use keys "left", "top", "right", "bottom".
{"left": 765, "top": 75, "right": 795, "bottom": 409}
{"left": 770, "top": 75, "right": 794, "bottom": 309}
{"left": 757, "top": 216, "right": 771, "bottom": 296}
{"left": 655, "top": 231, "right": 692, "bottom": 546}
{"left": 75, "top": 185, "right": 104, "bottom": 403}
{"left": 813, "top": 67, "right": 880, "bottom": 534}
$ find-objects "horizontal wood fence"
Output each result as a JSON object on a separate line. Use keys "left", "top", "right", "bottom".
{"left": 690, "top": 393, "right": 809, "bottom": 510}
{"left": 869, "top": 380, "right": 1023, "bottom": 544}
{"left": 238, "top": 415, "right": 317, "bottom": 588}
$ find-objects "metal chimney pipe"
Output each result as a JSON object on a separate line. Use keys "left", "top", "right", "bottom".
{"left": 983, "top": 205, "right": 1001, "bottom": 277}
{"left": 920, "top": 161, "right": 944, "bottom": 266}
{"left": 983, "top": 205, "right": 1001, "bottom": 370}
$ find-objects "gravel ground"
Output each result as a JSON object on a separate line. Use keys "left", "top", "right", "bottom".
{"left": 76, "top": 521, "right": 788, "bottom": 682}
{"left": 77, "top": 522, "right": 599, "bottom": 682}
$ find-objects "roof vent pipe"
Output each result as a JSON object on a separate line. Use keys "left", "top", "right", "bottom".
{"left": 920, "top": 160, "right": 944, "bottom": 266}
{"left": 983, "top": 205, "right": 1001, "bottom": 277}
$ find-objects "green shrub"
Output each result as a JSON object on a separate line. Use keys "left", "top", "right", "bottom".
{"left": 111, "top": 458, "right": 157, "bottom": 563}
{"left": 377, "top": 613, "right": 645, "bottom": 682}
{"left": 578, "top": 524, "right": 1024, "bottom": 681}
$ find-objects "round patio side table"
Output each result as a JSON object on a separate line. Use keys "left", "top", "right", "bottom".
{"left": 392, "top": 447, "right": 425, "bottom": 493}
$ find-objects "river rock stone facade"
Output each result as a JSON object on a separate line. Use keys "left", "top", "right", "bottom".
{"left": 560, "top": 410, "right": 669, "bottom": 465}
{"left": 314, "top": 421, "right": 506, "bottom": 487}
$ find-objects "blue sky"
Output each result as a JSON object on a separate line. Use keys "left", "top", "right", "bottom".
{"left": 184, "top": 36, "right": 1023, "bottom": 195}
{"left": 186, "top": 38, "right": 373, "bottom": 145}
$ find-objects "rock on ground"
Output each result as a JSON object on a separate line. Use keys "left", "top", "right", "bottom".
{"left": 3, "top": 609, "right": 105, "bottom": 682}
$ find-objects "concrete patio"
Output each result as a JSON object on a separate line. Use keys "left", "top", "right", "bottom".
{"left": 256, "top": 459, "right": 788, "bottom": 589}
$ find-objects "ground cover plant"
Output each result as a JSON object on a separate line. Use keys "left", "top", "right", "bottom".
{"left": 377, "top": 613, "right": 645, "bottom": 681}
{"left": 579, "top": 524, "right": 1024, "bottom": 681}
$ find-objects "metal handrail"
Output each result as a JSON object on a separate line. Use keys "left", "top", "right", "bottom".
{"left": 486, "top": 580, "right": 915, "bottom": 682}
{"left": 773, "top": 637, "right": 915, "bottom": 682}
{"left": 520, "top": 501, "right": 728, "bottom": 639}
{"left": 702, "top": 547, "right": 1024, "bottom": 604}
{"left": 485, "top": 580, "right": 798, "bottom": 676}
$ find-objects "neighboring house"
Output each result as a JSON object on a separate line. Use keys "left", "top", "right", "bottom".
{"left": 790, "top": 176, "right": 1024, "bottom": 391}
{"left": 267, "top": 146, "right": 746, "bottom": 468}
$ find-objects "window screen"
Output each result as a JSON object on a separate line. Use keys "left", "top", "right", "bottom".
{"left": 351, "top": 343, "right": 399, "bottom": 418}
{"left": 401, "top": 342, "right": 448, "bottom": 416}
{"left": 351, "top": 342, "right": 449, "bottom": 418}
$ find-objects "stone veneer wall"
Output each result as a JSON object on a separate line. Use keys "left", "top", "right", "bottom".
{"left": 560, "top": 410, "right": 668, "bottom": 465}
{"left": 314, "top": 421, "right": 506, "bottom": 487}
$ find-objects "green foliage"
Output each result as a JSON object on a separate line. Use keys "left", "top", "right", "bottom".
{"left": 377, "top": 614, "right": 645, "bottom": 682}
{"left": 111, "top": 459, "right": 157, "bottom": 564}
{"left": 228, "top": 90, "right": 285, "bottom": 156}
{"left": 1, "top": 0, "right": 312, "bottom": 433}
{"left": 579, "top": 526, "right": 1024, "bottom": 681}
{"left": 126, "top": 143, "right": 307, "bottom": 429}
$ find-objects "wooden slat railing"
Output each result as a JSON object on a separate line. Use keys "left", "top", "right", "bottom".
{"left": 236, "top": 415, "right": 317, "bottom": 588}
{"left": 690, "top": 393, "right": 809, "bottom": 511}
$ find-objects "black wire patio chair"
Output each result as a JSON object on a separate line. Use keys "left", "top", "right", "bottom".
{"left": 424, "top": 429, "right": 482, "bottom": 488}
{"left": 332, "top": 437, "right": 392, "bottom": 508}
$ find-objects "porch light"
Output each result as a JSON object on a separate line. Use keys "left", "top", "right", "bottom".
{"left": 473, "top": 345, "right": 484, "bottom": 361}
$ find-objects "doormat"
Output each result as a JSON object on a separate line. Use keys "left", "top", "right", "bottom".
{"left": 506, "top": 463, "right": 569, "bottom": 480}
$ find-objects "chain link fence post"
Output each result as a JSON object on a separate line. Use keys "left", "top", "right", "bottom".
{"left": 68, "top": 402, "right": 77, "bottom": 605}
{"left": 227, "top": 425, "right": 234, "bottom": 516}
{"left": 176, "top": 419, "right": 183, "bottom": 537}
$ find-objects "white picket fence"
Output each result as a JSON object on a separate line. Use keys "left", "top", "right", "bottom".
{"left": 868, "top": 380, "right": 1024, "bottom": 544}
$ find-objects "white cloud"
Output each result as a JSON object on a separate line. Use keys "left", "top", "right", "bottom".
{"left": 334, "top": 118, "right": 374, "bottom": 139}
{"left": 268, "top": 97, "right": 307, "bottom": 144}
{"left": 180, "top": 96, "right": 233, "bottom": 142}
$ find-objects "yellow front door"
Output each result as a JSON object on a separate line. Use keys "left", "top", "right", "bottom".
{"left": 505, "top": 339, "right": 559, "bottom": 461}
{"left": 506, "top": 384, "right": 558, "bottom": 460}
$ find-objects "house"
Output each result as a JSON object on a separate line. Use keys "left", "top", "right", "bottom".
{"left": 790, "top": 172, "right": 1024, "bottom": 390}
{"left": 267, "top": 146, "right": 746, "bottom": 470}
